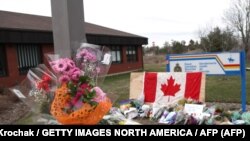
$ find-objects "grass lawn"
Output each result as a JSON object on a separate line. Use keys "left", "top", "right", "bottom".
{"left": 16, "top": 58, "right": 250, "bottom": 124}
{"left": 100, "top": 73, "right": 131, "bottom": 106}
{"left": 206, "top": 61, "right": 250, "bottom": 103}
{"left": 101, "top": 59, "right": 250, "bottom": 105}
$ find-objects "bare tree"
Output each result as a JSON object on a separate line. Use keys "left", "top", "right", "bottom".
{"left": 224, "top": 0, "right": 250, "bottom": 55}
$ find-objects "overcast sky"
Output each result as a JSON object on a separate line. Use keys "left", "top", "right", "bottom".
{"left": 0, "top": 0, "right": 232, "bottom": 47}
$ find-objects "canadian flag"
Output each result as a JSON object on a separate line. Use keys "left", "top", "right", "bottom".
{"left": 130, "top": 72, "right": 205, "bottom": 106}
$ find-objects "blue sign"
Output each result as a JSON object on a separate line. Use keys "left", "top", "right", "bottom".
{"left": 166, "top": 52, "right": 247, "bottom": 111}
{"left": 167, "top": 52, "right": 240, "bottom": 75}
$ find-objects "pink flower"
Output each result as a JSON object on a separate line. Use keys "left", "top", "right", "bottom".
{"left": 69, "top": 67, "right": 80, "bottom": 74}
{"left": 62, "top": 66, "right": 71, "bottom": 75}
{"left": 59, "top": 75, "right": 70, "bottom": 83}
{"left": 79, "top": 83, "right": 91, "bottom": 92}
{"left": 92, "top": 87, "right": 106, "bottom": 102}
{"left": 84, "top": 52, "right": 97, "bottom": 62}
{"left": 76, "top": 49, "right": 88, "bottom": 59}
{"left": 55, "top": 59, "right": 67, "bottom": 72}
{"left": 52, "top": 66, "right": 59, "bottom": 73}
{"left": 50, "top": 61, "right": 59, "bottom": 73}
{"left": 70, "top": 92, "right": 83, "bottom": 108}
{"left": 71, "top": 71, "right": 81, "bottom": 81}
{"left": 65, "top": 58, "right": 76, "bottom": 68}
{"left": 96, "top": 67, "right": 101, "bottom": 74}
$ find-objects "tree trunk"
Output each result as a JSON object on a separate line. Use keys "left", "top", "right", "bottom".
{"left": 247, "top": 49, "right": 250, "bottom": 61}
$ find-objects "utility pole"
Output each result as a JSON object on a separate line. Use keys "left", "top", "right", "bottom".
{"left": 51, "top": 0, "right": 87, "bottom": 57}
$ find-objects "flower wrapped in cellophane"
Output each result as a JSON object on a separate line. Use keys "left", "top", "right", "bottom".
{"left": 48, "top": 43, "right": 112, "bottom": 124}
{"left": 10, "top": 64, "right": 57, "bottom": 114}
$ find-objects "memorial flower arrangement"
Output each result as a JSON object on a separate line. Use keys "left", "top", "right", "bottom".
{"left": 48, "top": 43, "right": 112, "bottom": 124}
{"left": 11, "top": 43, "right": 112, "bottom": 125}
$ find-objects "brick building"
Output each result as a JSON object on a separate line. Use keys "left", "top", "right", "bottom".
{"left": 0, "top": 11, "right": 148, "bottom": 87}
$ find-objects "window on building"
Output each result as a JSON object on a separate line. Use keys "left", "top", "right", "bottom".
{"left": 110, "top": 46, "right": 122, "bottom": 64}
{"left": 126, "top": 46, "right": 137, "bottom": 62}
{"left": 0, "top": 45, "right": 7, "bottom": 77}
{"left": 17, "top": 44, "right": 42, "bottom": 74}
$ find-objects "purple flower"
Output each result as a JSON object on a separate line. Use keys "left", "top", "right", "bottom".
{"left": 77, "top": 48, "right": 97, "bottom": 63}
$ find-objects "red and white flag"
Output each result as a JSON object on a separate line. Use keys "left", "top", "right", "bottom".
{"left": 130, "top": 72, "right": 205, "bottom": 106}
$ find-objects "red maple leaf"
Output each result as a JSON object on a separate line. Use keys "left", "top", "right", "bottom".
{"left": 161, "top": 76, "right": 181, "bottom": 97}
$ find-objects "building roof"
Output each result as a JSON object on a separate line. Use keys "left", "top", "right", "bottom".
{"left": 0, "top": 10, "right": 145, "bottom": 38}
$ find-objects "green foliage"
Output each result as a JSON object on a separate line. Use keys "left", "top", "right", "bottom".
{"left": 67, "top": 82, "right": 77, "bottom": 97}
{"left": 82, "top": 90, "right": 97, "bottom": 107}
{"left": 188, "top": 39, "right": 195, "bottom": 51}
{"left": 66, "top": 75, "right": 98, "bottom": 111}
{"left": 200, "top": 27, "right": 239, "bottom": 52}
{"left": 188, "top": 39, "right": 199, "bottom": 51}
{"left": 79, "top": 76, "right": 91, "bottom": 84}
{"left": 158, "top": 47, "right": 169, "bottom": 54}
{"left": 171, "top": 40, "right": 186, "bottom": 54}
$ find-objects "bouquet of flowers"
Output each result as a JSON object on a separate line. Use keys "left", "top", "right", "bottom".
{"left": 48, "top": 43, "right": 112, "bottom": 124}
{"left": 10, "top": 43, "right": 112, "bottom": 125}
{"left": 10, "top": 64, "right": 57, "bottom": 114}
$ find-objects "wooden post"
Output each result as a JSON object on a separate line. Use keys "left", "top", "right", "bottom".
{"left": 51, "top": 0, "right": 87, "bottom": 57}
